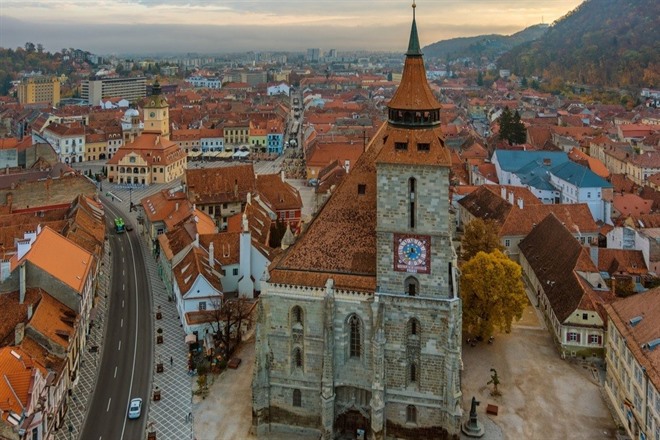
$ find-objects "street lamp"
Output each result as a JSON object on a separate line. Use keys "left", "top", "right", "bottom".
{"left": 129, "top": 187, "right": 133, "bottom": 211}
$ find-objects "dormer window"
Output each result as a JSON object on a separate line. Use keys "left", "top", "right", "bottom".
{"left": 395, "top": 142, "right": 408, "bottom": 151}
{"left": 417, "top": 143, "right": 430, "bottom": 152}
{"left": 357, "top": 184, "right": 366, "bottom": 195}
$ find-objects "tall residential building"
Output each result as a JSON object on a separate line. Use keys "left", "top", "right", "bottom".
{"left": 81, "top": 76, "right": 146, "bottom": 106}
{"left": 253, "top": 4, "right": 462, "bottom": 439}
{"left": 306, "top": 48, "right": 321, "bottom": 62}
{"left": 17, "top": 76, "right": 60, "bottom": 106}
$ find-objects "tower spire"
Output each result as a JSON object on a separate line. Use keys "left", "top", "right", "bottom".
{"left": 407, "top": 0, "right": 422, "bottom": 56}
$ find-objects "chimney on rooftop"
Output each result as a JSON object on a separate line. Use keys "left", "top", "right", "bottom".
{"left": 500, "top": 187, "right": 506, "bottom": 200}
{"left": 208, "top": 242, "right": 214, "bottom": 268}
{"left": 14, "top": 323, "right": 24, "bottom": 346}
{"left": 589, "top": 244, "right": 599, "bottom": 267}
{"left": 27, "top": 304, "right": 33, "bottom": 321}
{"left": 508, "top": 191, "right": 514, "bottom": 205}
{"left": 19, "top": 263, "right": 26, "bottom": 304}
{"left": 175, "top": 202, "right": 179, "bottom": 211}
{"left": 517, "top": 197, "right": 524, "bottom": 209}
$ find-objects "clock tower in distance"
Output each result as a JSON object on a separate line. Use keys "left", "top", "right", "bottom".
{"left": 374, "top": 0, "right": 462, "bottom": 434}
{"left": 143, "top": 80, "right": 170, "bottom": 140}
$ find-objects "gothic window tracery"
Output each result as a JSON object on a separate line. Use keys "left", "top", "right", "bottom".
{"left": 348, "top": 314, "right": 362, "bottom": 359}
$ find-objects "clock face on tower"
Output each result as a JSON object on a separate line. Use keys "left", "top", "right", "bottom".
{"left": 149, "top": 112, "right": 156, "bottom": 118}
{"left": 394, "top": 234, "right": 431, "bottom": 274}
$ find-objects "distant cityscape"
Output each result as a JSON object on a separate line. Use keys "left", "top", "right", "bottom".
{"left": 0, "top": 1, "right": 657, "bottom": 440}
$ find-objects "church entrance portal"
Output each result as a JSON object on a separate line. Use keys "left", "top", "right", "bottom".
{"left": 334, "top": 386, "right": 371, "bottom": 439}
{"left": 335, "top": 410, "right": 369, "bottom": 440}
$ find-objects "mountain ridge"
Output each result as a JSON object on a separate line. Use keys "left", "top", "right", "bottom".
{"left": 422, "top": 24, "right": 549, "bottom": 61}
{"left": 498, "top": 0, "right": 660, "bottom": 89}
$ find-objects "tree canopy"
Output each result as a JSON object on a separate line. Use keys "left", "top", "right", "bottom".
{"left": 461, "top": 218, "right": 503, "bottom": 262}
{"left": 499, "top": 107, "right": 527, "bottom": 145}
{"left": 460, "top": 250, "right": 527, "bottom": 339}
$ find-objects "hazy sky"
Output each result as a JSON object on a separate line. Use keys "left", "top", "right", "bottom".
{"left": 0, "top": 0, "right": 585, "bottom": 55}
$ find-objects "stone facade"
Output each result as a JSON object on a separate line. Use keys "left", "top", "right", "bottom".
{"left": 252, "top": 5, "right": 462, "bottom": 439}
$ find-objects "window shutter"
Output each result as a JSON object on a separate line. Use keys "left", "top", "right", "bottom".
{"left": 576, "top": 333, "right": 581, "bottom": 343}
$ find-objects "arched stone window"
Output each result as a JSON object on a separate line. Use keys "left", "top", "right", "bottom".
{"left": 409, "top": 362, "right": 417, "bottom": 383}
{"left": 408, "top": 317, "right": 420, "bottom": 336}
{"left": 293, "top": 348, "right": 303, "bottom": 368}
{"left": 348, "top": 314, "right": 362, "bottom": 359}
{"left": 405, "top": 276, "right": 419, "bottom": 297}
{"left": 406, "top": 405, "right": 417, "bottom": 423}
{"left": 291, "top": 306, "right": 303, "bottom": 327}
{"left": 408, "top": 177, "right": 416, "bottom": 228}
{"left": 293, "top": 389, "right": 302, "bottom": 407}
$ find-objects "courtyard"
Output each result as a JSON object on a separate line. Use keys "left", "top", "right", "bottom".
{"left": 461, "top": 297, "right": 617, "bottom": 439}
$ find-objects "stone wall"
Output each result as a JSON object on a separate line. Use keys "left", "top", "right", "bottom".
{"left": 376, "top": 164, "right": 453, "bottom": 299}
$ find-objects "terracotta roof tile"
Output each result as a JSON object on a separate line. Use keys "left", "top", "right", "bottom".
{"left": 597, "top": 248, "right": 648, "bottom": 276}
{"left": 255, "top": 174, "right": 302, "bottom": 212}
{"left": 605, "top": 288, "right": 660, "bottom": 390}
{"left": 199, "top": 232, "right": 240, "bottom": 267}
{"left": 16, "top": 226, "right": 94, "bottom": 293}
{"left": 0, "top": 289, "right": 41, "bottom": 345}
{"left": 519, "top": 213, "right": 614, "bottom": 322}
{"left": 613, "top": 193, "right": 653, "bottom": 217}
{"left": 28, "top": 290, "right": 76, "bottom": 348}
{"left": 185, "top": 165, "right": 256, "bottom": 205}
{"left": 0, "top": 346, "right": 46, "bottom": 422}
{"left": 173, "top": 246, "right": 223, "bottom": 294}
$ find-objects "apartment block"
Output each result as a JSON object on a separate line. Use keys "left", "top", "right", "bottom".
{"left": 81, "top": 77, "right": 146, "bottom": 106}
{"left": 17, "top": 76, "right": 60, "bottom": 106}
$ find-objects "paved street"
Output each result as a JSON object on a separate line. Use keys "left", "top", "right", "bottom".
{"left": 100, "top": 183, "right": 194, "bottom": 440}
{"left": 79, "top": 202, "right": 153, "bottom": 440}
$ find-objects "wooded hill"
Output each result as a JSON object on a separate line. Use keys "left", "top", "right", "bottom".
{"left": 498, "top": 0, "right": 660, "bottom": 89}
{"left": 422, "top": 24, "right": 548, "bottom": 61}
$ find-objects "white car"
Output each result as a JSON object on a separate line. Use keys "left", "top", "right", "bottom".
{"left": 127, "top": 398, "right": 142, "bottom": 419}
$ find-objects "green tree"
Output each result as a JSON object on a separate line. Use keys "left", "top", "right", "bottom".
{"left": 510, "top": 110, "right": 527, "bottom": 145}
{"left": 476, "top": 71, "right": 484, "bottom": 87}
{"left": 461, "top": 218, "right": 503, "bottom": 262}
{"left": 460, "top": 250, "right": 527, "bottom": 339}
{"left": 498, "top": 107, "right": 513, "bottom": 143}
{"left": 499, "top": 107, "right": 526, "bottom": 145}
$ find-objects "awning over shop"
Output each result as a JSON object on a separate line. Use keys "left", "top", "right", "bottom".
{"left": 185, "top": 333, "right": 197, "bottom": 344}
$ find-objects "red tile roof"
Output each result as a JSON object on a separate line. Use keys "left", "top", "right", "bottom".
{"left": 605, "top": 288, "right": 660, "bottom": 390}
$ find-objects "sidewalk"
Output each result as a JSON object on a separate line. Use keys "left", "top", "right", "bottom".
{"left": 54, "top": 242, "right": 111, "bottom": 440}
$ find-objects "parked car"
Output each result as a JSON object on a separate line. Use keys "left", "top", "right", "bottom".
{"left": 128, "top": 398, "right": 142, "bottom": 419}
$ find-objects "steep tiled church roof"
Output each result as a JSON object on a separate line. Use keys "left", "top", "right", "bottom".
{"left": 269, "top": 2, "right": 450, "bottom": 291}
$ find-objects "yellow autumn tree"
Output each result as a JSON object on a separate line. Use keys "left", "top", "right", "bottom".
{"left": 461, "top": 218, "right": 504, "bottom": 262}
{"left": 460, "top": 250, "right": 527, "bottom": 339}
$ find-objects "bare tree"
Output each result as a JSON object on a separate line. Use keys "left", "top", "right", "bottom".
{"left": 208, "top": 297, "right": 254, "bottom": 361}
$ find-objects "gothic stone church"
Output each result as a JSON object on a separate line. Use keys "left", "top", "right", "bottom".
{"left": 253, "top": 5, "right": 463, "bottom": 439}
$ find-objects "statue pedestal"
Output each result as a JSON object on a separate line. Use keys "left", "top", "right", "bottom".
{"left": 461, "top": 419, "right": 485, "bottom": 438}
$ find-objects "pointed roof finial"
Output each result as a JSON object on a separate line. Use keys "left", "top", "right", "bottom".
{"left": 407, "top": 0, "right": 422, "bottom": 56}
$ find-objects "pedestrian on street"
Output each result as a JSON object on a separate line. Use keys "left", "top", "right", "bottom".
{"left": 170, "top": 356, "right": 173, "bottom": 366}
